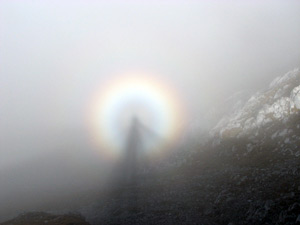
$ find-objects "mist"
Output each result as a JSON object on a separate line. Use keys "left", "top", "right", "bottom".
{"left": 1, "top": 0, "right": 300, "bottom": 223}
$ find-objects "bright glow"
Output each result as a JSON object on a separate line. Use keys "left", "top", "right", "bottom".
{"left": 87, "top": 71, "right": 185, "bottom": 160}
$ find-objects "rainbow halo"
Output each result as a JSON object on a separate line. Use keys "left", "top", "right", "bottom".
{"left": 87, "top": 71, "right": 185, "bottom": 160}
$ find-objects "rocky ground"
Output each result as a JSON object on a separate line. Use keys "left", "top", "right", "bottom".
{"left": 79, "top": 69, "right": 300, "bottom": 224}
{"left": 0, "top": 212, "right": 90, "bottom": 225}
{"left": 3, "top": 151, "right": 300, "bottom": 225}
{"left": 79, "top": 149, "right": 300, "bottom": 225}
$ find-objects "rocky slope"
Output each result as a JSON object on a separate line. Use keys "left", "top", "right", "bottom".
{"left": 211, "top": 68, "right": 300, "bottom": 142}
{"left": 186, "top": 68, "right": 300, "bottom": 224}
{"left": 75, "top": 68, "right": 300, "bottom": 225}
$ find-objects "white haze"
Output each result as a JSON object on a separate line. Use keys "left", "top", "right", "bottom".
{"left": 0, "top": 0, "right": 300, "bottom": 221}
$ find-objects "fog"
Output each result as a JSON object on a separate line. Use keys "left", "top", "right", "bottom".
{"left": 0, "top": 0, "right": 300, "bottom": 221}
